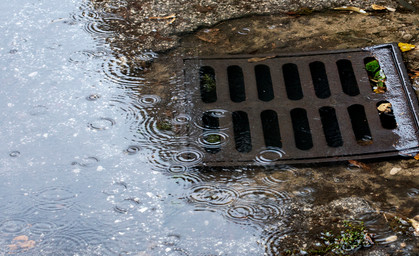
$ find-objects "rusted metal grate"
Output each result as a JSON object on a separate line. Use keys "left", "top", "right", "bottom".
{"left": 182, "top": 43, "right": 419, "bottom": 166}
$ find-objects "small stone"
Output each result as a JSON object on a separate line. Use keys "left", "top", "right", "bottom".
{"left": 402, "top": 33, "right": 413, "bottom": 41}
{"left": 390, "top": 167, "right": 401, "bottom": 175}
{"left": 385, "top": 235, "right": 397, "bottom": 243}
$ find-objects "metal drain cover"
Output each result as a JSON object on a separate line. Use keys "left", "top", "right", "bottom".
{"left": 182, "top": 43, "right": 419, "bottom": 166}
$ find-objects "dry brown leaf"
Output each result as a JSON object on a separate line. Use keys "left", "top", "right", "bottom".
{"left": 333, "top": 6, "right": 368, "bottom": 15}
{"left": 18, "top": 240, "right": 36, "bottom": 249}
{"left": 248, "top": 55, "right": 276, "bottom": 63}
{"left": 13, "top": 235, "right": 29, "bottom": 241}
{"left": 409, "top": 70, "right": 419, "bottom": 79}
{"left": 377, "top": 102, "right": 392, "bottom": 113}
{"left": 148, "top": 14, "right": 176, "bottom": 24}
{"left": 348, "top": 160, "right": 371, "bottom": 170}
{"left": 8, "top": 235, "right": 36, "bottom": 252}
{"left": 372, "top": 4, "right": 387, "bottom": 10}
{"left": 148, "top": 13, "right": 175, "bottom": 20}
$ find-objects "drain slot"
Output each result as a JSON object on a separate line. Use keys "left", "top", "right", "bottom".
{"left": 202, "top": 111, "right": 221, "bottom": 154}
{"left": 348, "top": 104, "right": 373, "bottom": 145}
{"left": 310, "top": 61, "right": 331, "bottom": 99}
{"left": 228, "top": 66, "right": 246, "bottom": 102}
{"left": 291, "top": 108, "right": 313, "bottom": 150}
{"left": 261, "top": 110, "right": 282, "bottom": 148}
{"left": 255, "top": 64, "right": 274, "bottom": 102}
{"left": 200, "top": 66, "right": 217, "bottom": 103}
{"left": 283, "top": 63, "right": 303, "bottom": 100}
{"left": 319, "top": 106, "right": 343, "bottom": 148}
{"left": 232, "top": 111, "right": 252, "bottom": 153}
{"left": 377, "top": 101, "right": 397, "bottom": 129}
{"left": 337, "top": 59, "right": 360, "bottom": 96}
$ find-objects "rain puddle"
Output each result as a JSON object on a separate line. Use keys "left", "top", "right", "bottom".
{"left": 0, "top": 0, "right": 418, "bottom": 255}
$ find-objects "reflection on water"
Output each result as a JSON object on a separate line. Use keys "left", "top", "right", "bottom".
{"left": 0, "top": 0, "right": 418, "bottom": 255}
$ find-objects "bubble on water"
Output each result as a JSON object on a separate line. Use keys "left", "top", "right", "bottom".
{"left": 71, "top": 156, "right": 99, "bottom": 168}
{"left": 88, "top": 117, "right": 115, "bottom": 130}
{"left": 173, "top": 148, "right": 204, "bottom": 166}
{"left": 294, "top": 187, "right": 315, "bottom": 197}
{"left": 173, "top": 114, "right": 191, "bottom": 125}
{"left": 9, "top": 151, "right": 21, "bottom": 157}
{"left": 86, "top": 94, "right": 101, "bottom": 101}
{"left": 137, "top": 94, "right": 161, "bottom": 107}
{"left": 123, "top": 145, "right": 141, "bottom": 155}
{"left": 237, "top": 27, "right": 250, "bottom": 35}
{"left": 168, "top": 165, "right": 187, "bottom": 174}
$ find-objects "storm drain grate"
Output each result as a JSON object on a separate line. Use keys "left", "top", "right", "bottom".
{"left": 182, "top": 43, "right": 419, "bottom": 166}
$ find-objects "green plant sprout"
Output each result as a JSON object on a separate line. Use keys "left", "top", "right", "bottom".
{"left": 202, "top": 74, "right": 216, "bottom": 93}
{"left": 156, "top": 119, "right": 172, "bottom": 131}
{"left": 309, "top": 221, "right": 374, "bottom": 255}
{"left": 365, "top": 59, "right": 386, "bottom": 93}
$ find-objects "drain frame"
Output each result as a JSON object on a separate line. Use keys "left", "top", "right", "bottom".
{"left": 181, "top": 43, "right": 419, "bottom": 166}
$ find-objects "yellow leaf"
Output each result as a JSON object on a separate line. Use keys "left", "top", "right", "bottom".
{"left": 398, "top": 42, "right": 416, "bottom": 52}
{"left": 414, "top": 153, "right": 419, "bottom": 160}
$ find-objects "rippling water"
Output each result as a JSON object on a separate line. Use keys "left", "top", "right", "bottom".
{"left": 0, "top": 0, "right": 418, "bottom": 255}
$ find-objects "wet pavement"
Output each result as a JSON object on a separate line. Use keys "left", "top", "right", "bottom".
{"left": 0, "top": 0, "right": 418, "bottom": 255}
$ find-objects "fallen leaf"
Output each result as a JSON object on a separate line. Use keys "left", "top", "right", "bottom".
{"left": 13, "top": 235, "right": 28, "bottom": 242}
{"left": 248, "top": 55, "right": 276, "bottom": 63}
{"left": 348, "top": 160, "right": 371, "bottom": 170}
{"left": 8, "top": 235, "right": 36, "bottom": 252}
{"left": 377, "top": 102, "right": 392, "bottom": 113}
{"left": 333, "top": 6, "right": 368, "bottom": 15}
{"left": 398, "top": 42, "right": 416, "bottom": 52}
{"left": 148, "top": 13, "right": 176, "bottom": 24}
{"left": 414, "top": 153, "right": 419, "bottom": 160}
{"left": 148, "top": 13, "right": 176, "bottom": 20}
{"left": 371, "top": 4, "right": 387, "bottom": 10}
{"left": 409, "top": 70, "right": 419, "bottom": 79}
{"left": 19, "top": 240, "right": 36, "bottom": 249}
